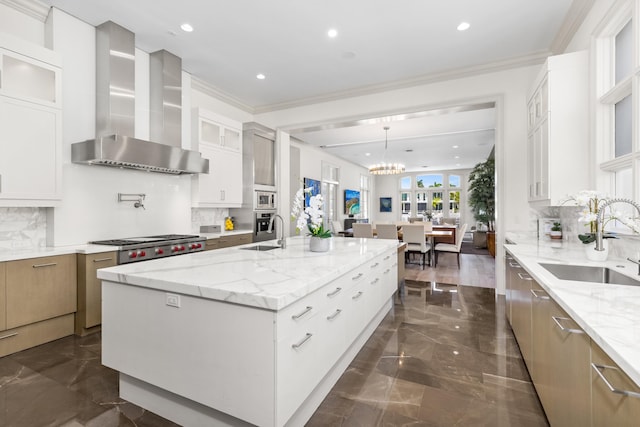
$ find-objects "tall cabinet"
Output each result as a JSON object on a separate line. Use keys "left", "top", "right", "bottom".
{"left": 0, "top": 34, "right": 62, "bottom": 206}
{"left": 527, "top": 50, "right": 588, "bottom": 205}
{"left": 191, "top": 108, "right": 243, "bottom": 207}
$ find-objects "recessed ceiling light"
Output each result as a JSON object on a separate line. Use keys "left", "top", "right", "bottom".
{"left": 328, "top": 28, "right": 338, "bottom": 38}
{"left": 256, "top": 74, "right": 266, "bottom": 80}
{"left": 456, "top": 163, "right": 461, "bottom": 167}
{"left": 180, "top": 23, "right": 194, "bottom": 33}
{"left": 457, "top": 22, "right": 470, "bottom": 31}
{"left": 365, "top": 152, "right": 371, "bottom": 156}
{"left": 452, "top": 145, "right": 459, "bottom": 149}
{"left": 454, "top": 155, "right": 460, "bottom": 159}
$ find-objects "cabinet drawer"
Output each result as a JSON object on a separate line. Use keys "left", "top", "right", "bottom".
{"left": 218, "top": 233, "right": 252, "bottom": 248}
{"left": 205, "top": 239, "right": 220, "bottom": 251}
{"left": 0, "top": 262, "right": 5, "bottom": 331}
{"left": 6, "top": 254, "right": 77, "bottom": 329}
{"left": 0, "top": 314, "right": 74, "bottom": 358}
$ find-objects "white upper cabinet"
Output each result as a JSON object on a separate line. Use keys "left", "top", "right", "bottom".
{"left": 527, "top": 50, "right": 588, "bottom": 205}
{"left": 0, "top": 34, "right": 62, "bottom": 206}
{"left": 191, "top": 108, "right": 243, "bottom": 207}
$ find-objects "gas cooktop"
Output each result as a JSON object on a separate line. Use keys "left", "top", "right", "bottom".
{"left": 90, "top": 234, "right": 206, "bottom": 264}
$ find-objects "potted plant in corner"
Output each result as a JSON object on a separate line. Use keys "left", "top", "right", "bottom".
{"left": 468, "top": 157, "right": 496, "bottom": 256}
{"left": 550, "top": 221, "right": 563, "bottom": 239}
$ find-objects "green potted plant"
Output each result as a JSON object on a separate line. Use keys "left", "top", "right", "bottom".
{"left": 468, "top": 157, "right": 495, "bottom": 255}
{"left": 550, "top": 221, "right": 562, "bottom": 239}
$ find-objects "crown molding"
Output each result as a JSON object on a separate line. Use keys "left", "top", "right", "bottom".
{"left": 550, "top": 0, "right": 596, "bottom": 54}
{"left": 190, "top": 77, "right": 255, "bottom": 114}
{"left": 0, "top": 0, "right": 49, "bottom": 22}
{"left": 252, "top": 51, "right": 550, "bottom": 114}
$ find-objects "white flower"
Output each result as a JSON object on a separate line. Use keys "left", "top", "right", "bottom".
{"left": 290, "top": 187, "right": 331, "bottom": 237}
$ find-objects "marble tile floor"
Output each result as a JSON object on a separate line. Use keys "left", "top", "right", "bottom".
{"left": 0, "top": 254, "right": 547, "bottom": 426}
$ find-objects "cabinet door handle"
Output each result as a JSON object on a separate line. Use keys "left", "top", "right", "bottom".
{"left": 327, "top": 309, "right": 342, "bottom": 321}
{"left": 32, "top": 262, "right": 57, "bottom": 268}
{"left": 291, "top": 306, "right": 313, "bottom": 320}
{"left": 370, "top": 278, "right": 379, "bottom": 285}
{"left": 509, "top": 262, "right": 521, "bottom": 268}
{"left": 93, "top": 257, "right": 113, "bottom": 263}
{"left": 383, "top": 268, "right": 391, "bottom": 274}
{"left": 517, "top": 272, "right": 532, "bottom": 281}
{"left": 392, "top": 263, "right": 397, "bottom": 268}
{"left": 0, "top": 332, "right": 18, "bottom": 340}
{"left": 591, "top": 363, "right": 640, "bottom": 398}
{"left": 352, "top": 273, "right": 363, "bottom": 281}
{"left": 551, "top": 316, "right": 584, "bottom": 334}
{"left": 530, "top": 289, "right": 549, "bottom": 300}
{"left": 326, "top": 287, "right": 342, "bottom": 297}
{"left": 370, "top": 262, "right": 379, "bottom": 269}
{"left": 352, "top": 291, "right": 364, "bottom": 300}
{"left": 291, "top": 333, "right": 312, "bottom": 349}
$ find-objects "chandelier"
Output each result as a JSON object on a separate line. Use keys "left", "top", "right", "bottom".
{"left": 369, "top": 126, "right": 405, "bottom": 175}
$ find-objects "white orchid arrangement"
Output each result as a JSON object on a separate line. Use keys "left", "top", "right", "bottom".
{"left": 291, "top": 187, "right": 332, "bottom": 238}
{"left": 563, "top": 190, "right": 640, "bottom": 243}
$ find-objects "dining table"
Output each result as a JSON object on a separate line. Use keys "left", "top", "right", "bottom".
{"left": 341, "top": 224, "right": 453, "bottom": 267}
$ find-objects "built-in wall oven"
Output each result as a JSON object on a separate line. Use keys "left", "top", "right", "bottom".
{"left": 254, "top": 211, "right": 276, "bottom": 242}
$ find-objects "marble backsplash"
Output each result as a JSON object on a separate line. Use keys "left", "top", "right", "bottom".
{"left": 0, "top": 207, "right": 232, "bottom": 251}
{"left": 0, "top": 207, "right": 48, "bottom": 251}
{"left": 532, "top": 205, "right": 640, "bottom": 261}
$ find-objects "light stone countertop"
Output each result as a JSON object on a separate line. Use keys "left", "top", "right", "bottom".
{"left": 198, "top": 229, "right": 253, "bottom": 239}
{"left": 97, "top": 236, "right": 398, "bottom": 311}
{"left": 504, "top": 232, "right": 640, "bottom": 388}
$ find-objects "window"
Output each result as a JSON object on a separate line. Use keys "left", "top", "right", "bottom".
{"left": 321, "top": 162, "right": 339, "bottom": 228}
{"left": 360, "top": 174, "right": 370, "bottom": 220}
{"left": 596, "top": 2, "right": 638, "bottom": 233}
{"left": 398, "top": 172, "right": 466, "bottom": 223}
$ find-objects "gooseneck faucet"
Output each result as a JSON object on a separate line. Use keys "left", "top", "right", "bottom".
{"left": 595, "top": 198, "right": 640, "bottom": 251}
{"left": 268, "top": 214, "right": 286, "bottom": 249}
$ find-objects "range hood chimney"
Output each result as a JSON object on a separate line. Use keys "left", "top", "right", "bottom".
{"left": 72, "top": 21, "right": 209, "bottom": 175}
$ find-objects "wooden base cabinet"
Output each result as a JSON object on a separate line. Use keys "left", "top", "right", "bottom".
{"left": 591, "top": 342, "right": 640, "bottom": 426}
{"left": 76, "top": 252, "right": 117, "bottom": 335}
{"left": 0, "top": 254, "right": 76, "bottom": 357}
{"left": 509, "top": 260, "right": 533, "bottom": 366}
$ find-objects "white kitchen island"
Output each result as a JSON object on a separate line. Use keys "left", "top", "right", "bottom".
{"left": 98, "top": 236, "right": 398, "bottom": 427}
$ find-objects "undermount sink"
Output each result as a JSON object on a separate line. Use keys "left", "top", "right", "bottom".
{"left": 240, "top": 245, "right": 281, "bottom": 251}
{"left": 539, "top": 263, "right": 640, "bottom": 287}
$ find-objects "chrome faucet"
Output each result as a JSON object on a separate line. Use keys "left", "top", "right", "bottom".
{"left": 595, "top": 198, "right": 640, "bottom": 251}
{"left": 268, "top": 214, "right": 286, "bottom": 249}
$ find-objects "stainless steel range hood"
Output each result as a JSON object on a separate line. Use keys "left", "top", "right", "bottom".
{"left": 72, "top": 21, "right": 208, "bottom": 175}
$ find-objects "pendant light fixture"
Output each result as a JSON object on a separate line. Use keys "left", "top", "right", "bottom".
{"left": 369, "top": 126, "right": 405, "bottom": 175}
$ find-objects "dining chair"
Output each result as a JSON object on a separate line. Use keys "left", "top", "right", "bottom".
{"left": 423, "top": 221, "right": 433, "bottom": 232}
{"left": 434, "top": 223, "right": 468, "bottom": 268}
{"left": 408, "top": 216, "right": 422, "bottom": 223}
{"left": 375, "top": 223, "right": 398, "bottom": 240}
{"left": 352, "top": 223, "right": 374, "bottom": 238}
{"left": 332, "top": 220, "right": 343, "bottom": 235}
{"left": 402, "top": 224, "right": 431, "bottom": 269}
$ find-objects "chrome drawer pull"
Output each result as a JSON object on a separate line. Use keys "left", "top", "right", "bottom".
{"left": 392, "top": 263, "right": 397, "bottom": 268}
{"left": 370, "top": 262, "right": 379, "bottom": 268}
{"left": 291, "top": 333, "right": 313, "bottom": 349}
{"left": 352, "top": 291, "right": 364, "bottom": 300}
{"left": 352, "top": 273, "right": 363, "bottom": 280}
{"left": 517, "top": 272, "right": 532, "bottom": 281}
{"left": 551, "top": 316, "right": 584, "bottom": 334}
{"left": 530, "top": 289, "right": 549, "bottom": 300}
{"left": 327, "top": 309, "right": 342, "bottom": 321}
{"left": 384, "top": 255, "right": 391, "bottom": 260}
{"left": 591, "top": 363, "right": 640, "bottom": 398}
{"left": 509, "top": 262, "right": 521, "bottom": 268}
{"left": 384, "top": 268, "right": 391, "bottom": 274}
{"left": 93, "top": 257, "right": 113, "bottom": 263}
{"left": 291, "top": 306, "right": 313, "bottom": 320}
{"left": 370, "top": 278, "right": 379, "bottom": 285}
{"left": 32, "top": 262, "right": 57, "bottom": 268}
{"left": 0, "top": 332, "right": 18, "bottom": 340}
{"left": 327, "top": 287, "right": 342, "bottom": 297}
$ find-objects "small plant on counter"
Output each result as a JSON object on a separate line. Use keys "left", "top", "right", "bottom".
{"left": 291, "top": 187, "right": 332, "bottom": 238}
{"left": 550, "top": 221, "right": 562, "bottom": 239}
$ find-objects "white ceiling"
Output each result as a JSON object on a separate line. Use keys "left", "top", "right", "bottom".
{"left": 39, "top": 0, "right": 587, "bottom": 172}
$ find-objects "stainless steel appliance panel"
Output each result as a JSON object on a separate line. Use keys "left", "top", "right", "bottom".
{"left": 254, "top": 211, "right": 276, "bottom": 242}
{"left": 253, "top": 134, "right": 275, "bottom": 186}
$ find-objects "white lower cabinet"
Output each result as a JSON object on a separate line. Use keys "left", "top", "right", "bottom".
{"left": 103, "top": 248, "right": 398, "bottom": 427}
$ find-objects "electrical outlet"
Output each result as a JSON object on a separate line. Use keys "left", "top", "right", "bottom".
{"left": 166, "top": 293, "right": 181, "bottom": 308}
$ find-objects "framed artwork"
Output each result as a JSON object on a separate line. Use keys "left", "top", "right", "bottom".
{"left": 303, "top": 177, "right": 321, "bottom": 207}
{"left": 380, "top": 197, "right": 392, "bottom": 212}
{"left": 344, "top": 189, "right": 361, "bottom": 215}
